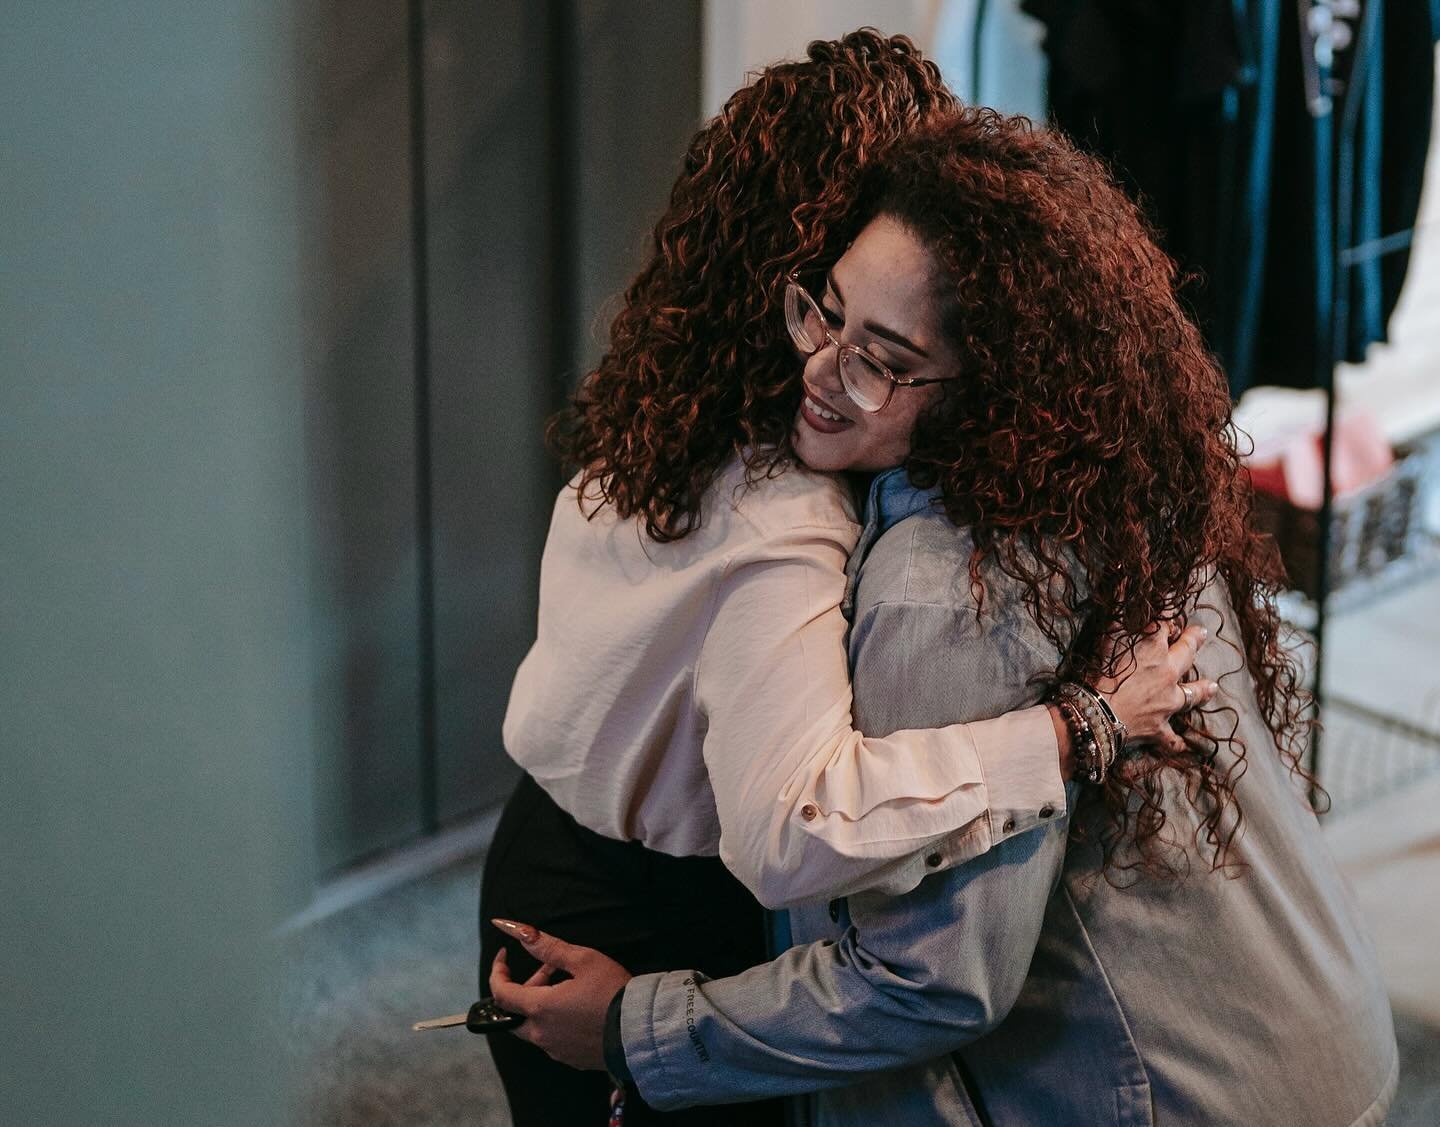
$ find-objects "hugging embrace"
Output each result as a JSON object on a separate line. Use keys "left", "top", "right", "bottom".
{"left": 477, "top": 30, "right": 1396, "bottom": 1127}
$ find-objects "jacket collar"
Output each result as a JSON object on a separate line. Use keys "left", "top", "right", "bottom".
{"left": 841, "top": 467, "right": 942, "bottom": 619}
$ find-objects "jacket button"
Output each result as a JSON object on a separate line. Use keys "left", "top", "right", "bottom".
{"left": 800, "top": 803, "right": 818, "bottom": 821}
{"left": 925, "top": 852, "right": 943, "bottom": 868}
{"left": 828, "top": 898, "right": 841, "bottom": 922}
{"left": 1039, "top": 804, "right": 1055, "bottom": 819}
{"left": 1002, "top": 817, "right": 1017, "bottom": 833}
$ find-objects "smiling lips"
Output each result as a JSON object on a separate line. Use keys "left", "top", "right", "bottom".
{"left": 800, "top": 391, "right": 855, "bottom": 434}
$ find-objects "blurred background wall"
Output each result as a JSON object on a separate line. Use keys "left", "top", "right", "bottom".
{"left": 2, "top": 4, "right": 313, "bottom": 1123}
{"left": 297, "top": 0, "right": 703, "bottom": 874}
{"left": 2, "top": 1, "right": 703, "bottom": 1121}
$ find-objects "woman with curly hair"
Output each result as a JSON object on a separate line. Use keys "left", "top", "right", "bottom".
{"left": 479, "top": 32, "right": 1204, "bottom": 1127}
{"left": 491, "top": 108, "right": 1396, "bottom": 1126}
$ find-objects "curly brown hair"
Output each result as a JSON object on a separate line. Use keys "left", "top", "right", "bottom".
{"left": 869, "top": 108, "right": 1314, "bottom": 877}
{"left": 547, "top": 29, "right": 958, "bottom": 540}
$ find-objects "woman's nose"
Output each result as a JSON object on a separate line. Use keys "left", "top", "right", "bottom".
{"left": 803, "top": 342, "right": 845, "bottom": 396}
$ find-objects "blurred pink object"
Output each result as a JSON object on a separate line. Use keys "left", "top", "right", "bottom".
{"left": 1246, "top": 409, "right": 1394, "bottom": 510}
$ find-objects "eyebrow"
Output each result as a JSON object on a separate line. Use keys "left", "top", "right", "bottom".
{"left": 827, "top": 270, "right": 931, "bottom": 359}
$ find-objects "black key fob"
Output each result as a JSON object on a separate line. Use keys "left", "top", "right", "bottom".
{"left": 466, "top": 998, "right": 524, "bottom": 1034}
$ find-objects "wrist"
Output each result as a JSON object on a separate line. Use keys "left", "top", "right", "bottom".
{"left": 602, "top": 984, "right": 633, "bottom": 1091}
{"left": 1046, "top": 702, "right": 1076, "bottom": 780}
{"left": 1051, "top": 682, "right": 1124, "bottom": 784}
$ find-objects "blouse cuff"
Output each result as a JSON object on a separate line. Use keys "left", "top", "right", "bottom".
{"left": 970, "top": 703, "right": 1068, "bottom": 845}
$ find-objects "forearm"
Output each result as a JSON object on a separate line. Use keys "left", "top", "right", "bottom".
{"left": 1048, "top": 701, "right": 1071, "bottom": 768}
{"left": 719, "top": 701, "right": 1065, "bottom": 908}
{"left": 619, "top": 948, "right": 989, "bottom": 1109}
{"left": 619, "top": 814, "right": 1070, "bottom": 1110}
{"left": 700, "top": 535, "right": 1066, "bottom": 909}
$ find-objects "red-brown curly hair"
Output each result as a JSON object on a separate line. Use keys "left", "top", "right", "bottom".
{"left": 548, "top": 29, "right": 958, "bottom": 539}
{"left": 868, "top": 108, "right": 1314, "bottom": 877}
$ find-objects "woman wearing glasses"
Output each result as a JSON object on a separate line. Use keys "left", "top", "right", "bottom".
{"left": 479, "top": 32, "right": 1208, "bottom": 1126}
{"left": 489, "top": 109, "right": 1395, "bottom": 1127}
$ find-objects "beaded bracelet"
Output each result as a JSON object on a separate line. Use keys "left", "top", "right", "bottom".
{"left": 1075, "top": 683, "right": 1117, "bottom": 778}
{"left": 1086, "top": 688, "right": 1130, "bottom": 750}
{"left": 1055, "top": 693, "right": 1102, "bottom": 783}
{"left": 1053, "top": 681, "right": 1127, "bottom": 784}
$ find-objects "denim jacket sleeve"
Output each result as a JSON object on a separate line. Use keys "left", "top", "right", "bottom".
{"left": 619, "top": 596, "right": 1071, "bottom": 1110}
{"left": 621, "top": 814, "right": 1069, "bottom": 1109}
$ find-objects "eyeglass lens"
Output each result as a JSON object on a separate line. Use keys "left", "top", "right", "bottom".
{"left": 783, "top": 283, "right": 892, "bottom": 413}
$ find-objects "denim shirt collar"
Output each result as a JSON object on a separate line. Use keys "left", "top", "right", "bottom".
{"left": 841, "top": 467, "right": 943, "bottom": 619}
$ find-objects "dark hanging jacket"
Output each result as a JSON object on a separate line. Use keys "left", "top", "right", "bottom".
{"left": 1024, "top": 0, "right": 1435, "bottom": 397}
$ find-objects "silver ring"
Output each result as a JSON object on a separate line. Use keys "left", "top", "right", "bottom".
{"left": 1181, "top": 683, "right": 1195, "bottom": 710}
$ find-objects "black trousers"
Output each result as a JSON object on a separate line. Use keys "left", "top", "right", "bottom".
{"left": 479, "top": 774, "right": 787, "bottom": 1126}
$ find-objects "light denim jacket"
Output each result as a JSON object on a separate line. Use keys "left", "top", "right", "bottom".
{"left": 619, "top": 469, "right": 1397, "bottom": 1126}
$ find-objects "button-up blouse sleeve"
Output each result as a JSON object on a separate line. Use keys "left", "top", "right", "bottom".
{"left": 695, "top": 520, "right": 1063, "bottom": 910}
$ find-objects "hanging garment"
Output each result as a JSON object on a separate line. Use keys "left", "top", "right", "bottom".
{"left": 1253, "top": 0, "right": 1432, "bottom": 388}
{"left": 1025, "top": 0, "right": 1436, "bottom": 397}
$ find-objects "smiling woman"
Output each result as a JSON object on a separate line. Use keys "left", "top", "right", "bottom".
{"left": 790, "top": 214, "right": 961, "bottom": 472}
{"left": 486, "top": 105, "right": 1397, "bottom": 1127}
{"left": 479, "top": 33, "right": 1207, "bottom": 1127}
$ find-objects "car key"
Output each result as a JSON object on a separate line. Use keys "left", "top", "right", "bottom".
{"left": 413, "top": 1012, "right": 469, "bottom": 1031}
{"left": 412, "top": 998, "right": 523, "bottom": 1034}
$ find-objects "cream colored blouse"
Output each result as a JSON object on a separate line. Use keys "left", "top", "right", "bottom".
{"left": 503, "top": 454, "right": 1063, "bottom": 909}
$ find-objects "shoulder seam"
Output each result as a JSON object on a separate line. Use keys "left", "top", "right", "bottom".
{"left": 730, "top": 506, "right": 860, "bottom": 542}
{"left": 727, "top": 476, "right": 859, "bottom": 537}
{"left": 901, "top": 519, "right": 920, "bottom": 604}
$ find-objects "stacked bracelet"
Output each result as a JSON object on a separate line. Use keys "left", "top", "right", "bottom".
{"left": 1053, "top": 681, "right": 1129, "bottom": 784}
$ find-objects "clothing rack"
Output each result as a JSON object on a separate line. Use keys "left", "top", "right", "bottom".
{"left": 985, "top": 1, "right": 1438, "bottom": 801}
{"left": 1300, "top": 0, "right": 1440, "bottom": 803}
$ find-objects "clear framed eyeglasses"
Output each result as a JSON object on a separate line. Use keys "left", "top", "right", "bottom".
{"left": 783, "top": 271, "right": 956, "bottom": 413}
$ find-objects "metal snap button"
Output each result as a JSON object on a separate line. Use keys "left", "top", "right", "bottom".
{"left": 800, "top": 803, "right": 818, "bottom": 821}
{"left": 925, "top": 852, "right": 943, "bottom": 868}
{"left": 1002, "top": 817, "right": 1017, "bottom": 833}
{"left": 1039, "top": 804, "right": 1055, "bottom": 819}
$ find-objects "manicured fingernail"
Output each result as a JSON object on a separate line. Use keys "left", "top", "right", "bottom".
{"left": 492, "top": 918, "right": 538, "bottom": 944}
{"left": 1198, "top": 627, "right": 1208, "bottom": 639}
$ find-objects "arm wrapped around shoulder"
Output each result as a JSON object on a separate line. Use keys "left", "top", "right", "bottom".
{"left": 696, "top": 525, "right": 1065, "bottom": 909}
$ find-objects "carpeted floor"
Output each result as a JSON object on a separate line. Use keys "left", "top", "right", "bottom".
{"left": 282, "top": 854, "right": 507, "bottom": 1126}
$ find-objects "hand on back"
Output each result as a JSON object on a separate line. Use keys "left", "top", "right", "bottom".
{"left": 1097, "top": 624, "right": 1218, "bottom": 755}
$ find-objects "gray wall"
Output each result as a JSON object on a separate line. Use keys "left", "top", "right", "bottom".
{"left": 1, "top": 4, "right": 702, "bottom": 1114}
{"left": 296, "top": 0, "right": 704, "bottom": 859}
{"left": 422, "top": 0, "right": 558, "bottom": 826}
{"left": 424, "top": 0, "right": 705, "bottom": 825}
{"left": 1, "top": 3, "right": 311, "bottom": 1123}
{"left": 297, "top": 2, "right": 427, "bottom": 871}
{"left": 572, "top": 3, "right": 707, "bottom": 373}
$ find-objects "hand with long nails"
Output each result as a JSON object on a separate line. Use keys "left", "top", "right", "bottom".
{"left": 488, "top": 918, "right": 633, "bottom": 1072}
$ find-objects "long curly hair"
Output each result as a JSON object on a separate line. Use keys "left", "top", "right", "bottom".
{"left": 547, "top": 29, "right": 958, "bottom": 540}
{"left": 870, "top": 109, "right": 1314, "bottom": 877}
